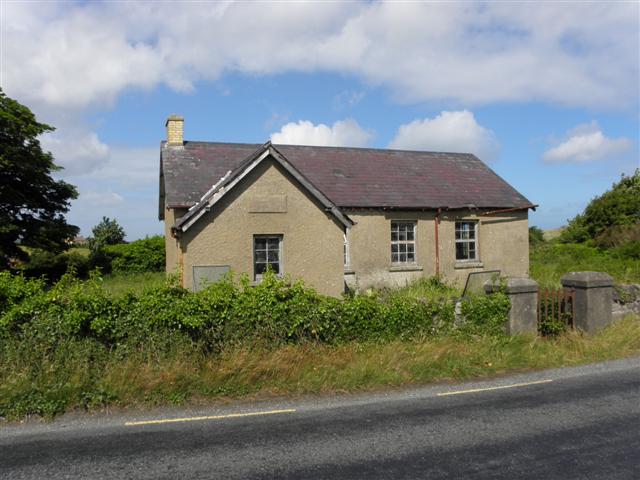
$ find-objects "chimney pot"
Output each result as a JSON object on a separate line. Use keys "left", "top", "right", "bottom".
{"left": 166, "top": 115, "right": 184, "bottom": 146}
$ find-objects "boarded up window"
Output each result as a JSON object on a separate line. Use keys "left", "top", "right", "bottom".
{"left": 193, "top": 265, "right": 231, "bottom": 292}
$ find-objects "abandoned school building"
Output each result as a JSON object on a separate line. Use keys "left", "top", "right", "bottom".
{"left": 159, "top": 116, "right": 536, "bottom": 297}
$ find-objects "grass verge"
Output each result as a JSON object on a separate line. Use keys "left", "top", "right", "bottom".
{"left": 2, "top": 316, "right": 638, "bottom": 421}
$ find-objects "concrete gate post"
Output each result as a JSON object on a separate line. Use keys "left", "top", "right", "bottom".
{"left": 485, "top": 277, "right": 539, "bottom": 335}
{"left": 561, "top": 272, "right": 614, "bottom": 333}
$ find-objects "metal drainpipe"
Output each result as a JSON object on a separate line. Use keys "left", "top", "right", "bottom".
{"left": 179, "top": 246, "right": 185, "bottom": 289}
{"left": 435, "top": 208, "right": 441, "bottom": 277}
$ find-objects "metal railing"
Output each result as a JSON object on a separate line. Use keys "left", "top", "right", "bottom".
{"left": 538, "top": 288, "right": 575, "bottom": 334}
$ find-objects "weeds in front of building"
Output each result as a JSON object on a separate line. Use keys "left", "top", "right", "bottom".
{"left": 1, "top": 270, "right": 638, "bottom": 420}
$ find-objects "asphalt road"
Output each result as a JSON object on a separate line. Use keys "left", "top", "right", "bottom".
{"left": 1, "top": 358, "right": 639, "bottom": 479}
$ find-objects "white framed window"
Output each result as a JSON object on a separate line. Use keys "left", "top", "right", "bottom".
{"left": 455, "top": 221, "right": 478, "bottom": 261}
{"left": 391, "top": 221, "right": 416, "bottom": 264}
{"left": 253, "top": 235, "right": 282, "bottom": 280}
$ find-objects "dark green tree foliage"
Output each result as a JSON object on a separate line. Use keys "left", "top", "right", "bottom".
{"left": 0, "top": 89, "right": 78, "bottom": 267}
{"left": 560, "top": 170, "right": 640, "bottom": 244}
{"left": 88, "top": 217, "right": 125, "bottom": 252}
{"left": 528, "top": 226, "right": 545, "bottom": 246}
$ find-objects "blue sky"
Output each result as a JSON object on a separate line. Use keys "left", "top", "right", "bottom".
{"left": 2, "top": 1, "right": 638, "bottom": 239}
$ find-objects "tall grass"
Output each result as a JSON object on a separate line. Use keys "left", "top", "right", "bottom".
{"left": 2, "top": 316, "right": 638, "bottom": 419}
{"left": 100, "top": 271, "right": 166, "bottom": 296}
{"left": 378, "top": 277, "right": 460, "bottom": 302}
{"left": 530, "top": 243, "right": 640, "bottom": 288}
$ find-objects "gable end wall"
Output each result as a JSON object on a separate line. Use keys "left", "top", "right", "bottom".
{"left": 175, "top": 159, "right": 345, "bottom": 296}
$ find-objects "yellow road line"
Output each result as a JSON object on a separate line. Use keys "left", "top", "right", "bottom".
{"left": 124, "top": 408, "right": 296, "bottom": 426}
{"left": 437, "top": 379, "right": 553, "bottom": 397}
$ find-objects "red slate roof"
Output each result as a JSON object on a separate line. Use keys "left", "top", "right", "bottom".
{"left": 160, "top": 141, "right": 534, "bottom": 216}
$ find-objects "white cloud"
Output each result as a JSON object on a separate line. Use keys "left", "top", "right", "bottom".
{"left": 41, "top": 130, "right": 110, "bottom": 175}
{"left": 270, "top": 119, "right": 372, "bottom": 147}
{"left": 2, "top": 2, "right": 638, "bottom": 111}
{"left": 2, "top": 1, "right": 637, "bottom": 238}
{"left": 88, "top": 146, "right": 159, "bottom": 186}
{"left": 80, "top": 191, "right": 125, "bottom": 207}
{"left": 388, "top": 110, "right": 500, "bottom": 161}
{"left": 59, "top": 145, "right": 160, "bottom": 238}
{"left": 44, "top": 133, "right": 157, "bottom": 186}
{"left": 68, "top": 189, "right": 161, "bottom": 241}
{"left": 542, "top": 122, "right": 632, "bottom": 163}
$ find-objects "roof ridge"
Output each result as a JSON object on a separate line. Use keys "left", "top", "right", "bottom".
{"left": 183, "top": 139, "right": 479, "bottom": 158}
{"left": 184, "top": 140, "right": 262, "bottom": 147}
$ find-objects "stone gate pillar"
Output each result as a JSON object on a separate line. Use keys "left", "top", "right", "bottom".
{"left": 561, "top": 271, "right": 614, "bottom": 333}
{"left": 485, "top": 277, "right": 539, "bottom": 335}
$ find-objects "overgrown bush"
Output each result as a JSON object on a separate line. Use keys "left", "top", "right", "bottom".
{"left": 0, "top": 270, "right": 508, "bottom": 350}
{"left": 20, "top": 249, "right": 90, "bottom": 282}
{"left": 594, "top": 223, "right": 640, "bottom": 249}
{"left": 0, "top": 271, "right": 45, "bottom": 314}
{"left": 458, "top": 293, "right": 511, "bottom": 337}
{"left": 86, "top": 235, "right": 165, "bottom": 275}
{"left": 0, "top": 270, "right": 516, "bottom": 418}
{"left": 104, "top": 235, "right": 165, "bottom": 273}
{"left": 560, "top": 170, "right": 639, "bottom": 244}
{"left": 611, "top": 241, "right": 640, "bottom": 260}
{"left": 538, "top": 313, "right": 567, "bottom": 337}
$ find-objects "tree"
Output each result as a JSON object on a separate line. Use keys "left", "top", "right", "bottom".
{"left": 559, "top": 170, "right": 640, "bottom": 245}
{"left": 88, "top": 217, "right": 125, "bottom": 252}
{"left": 0, "top": 89, "right": 78, "bottom": 268}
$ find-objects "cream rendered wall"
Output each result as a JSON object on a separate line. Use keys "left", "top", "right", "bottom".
{"left": 438, "top": 210, "right": 529, "bottom": 285}
{"left": 346, "top": 210, "right": 437, "bottom": 288}
{"left": 345, "top": 209, "right": 529, "bottom": 289}
{"left": 177, "top": 159, "right": 345, "bottom": 297}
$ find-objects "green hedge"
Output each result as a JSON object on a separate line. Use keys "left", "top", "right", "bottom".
{"left": 19, "top": 236, "right": 165, "bottom": 281}
{"left": 101, "top": 235, "right": 165, "bottom": 274}
{"left": 0, "top": 271, "right": 510, "bottom": 351}
{"left": 0, "top": 271, "right": 511, "bottom": 418}
{"left": 21, "top": 250, "right": 90, "bottom": 282}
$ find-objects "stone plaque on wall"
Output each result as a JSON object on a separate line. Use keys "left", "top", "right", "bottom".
{"left": 249, "top": 195, "right": 287, "bottom": 213}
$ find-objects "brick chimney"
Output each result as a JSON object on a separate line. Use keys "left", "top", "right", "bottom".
{"left": 165, "top": 115, "right": 184, "bottom": 146}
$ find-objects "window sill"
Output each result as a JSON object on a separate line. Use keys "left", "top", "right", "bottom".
{"left": 251, "top": 275, "right": 284, "bottom": 286}
{"left": 454, "top": 261, "right": 484, "bottom": 270}
{"left": 389, "top": 265, "right": 423, "bottom": 272}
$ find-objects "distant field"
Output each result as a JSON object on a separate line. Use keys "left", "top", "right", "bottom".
{"left": 543, "top": 228, "right": 564, "bottom": 241}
